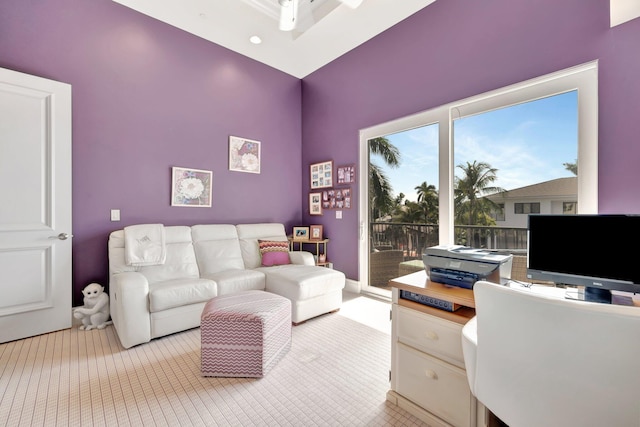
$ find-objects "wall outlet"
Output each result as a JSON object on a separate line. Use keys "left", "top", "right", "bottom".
{"left": 110, "top": 209, "right": 120, "bottom": 221}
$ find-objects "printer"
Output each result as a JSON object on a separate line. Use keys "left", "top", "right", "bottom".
{"left": 423, "top": 245, "right": 513, "bottom": 289}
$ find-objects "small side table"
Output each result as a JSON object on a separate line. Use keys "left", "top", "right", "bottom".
{"left": 288, "top": 237, "right": 329, "bottom": 266}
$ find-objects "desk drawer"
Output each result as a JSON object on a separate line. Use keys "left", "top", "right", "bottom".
{"left": 396, "top": 342, "right": 473, "bottom": 427}
{"left": 395, "top": 304, "right": 465, "bottom": 366}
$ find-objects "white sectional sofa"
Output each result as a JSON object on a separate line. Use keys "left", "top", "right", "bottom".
{"left": 108, "top": 223, "right": 345, "bottom": 348}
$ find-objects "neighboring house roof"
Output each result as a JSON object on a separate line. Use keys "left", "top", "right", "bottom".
{"left": 485, "top": 177, "right": 577, "bottom": 201}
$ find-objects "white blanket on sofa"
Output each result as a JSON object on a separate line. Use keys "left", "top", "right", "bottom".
{"left": 124, "top": 224, "right": 166, "bottom": 266}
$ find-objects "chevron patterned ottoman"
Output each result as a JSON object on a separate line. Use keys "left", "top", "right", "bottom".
{"left": 201, "top": 290, "right": 291, "bottom": 378}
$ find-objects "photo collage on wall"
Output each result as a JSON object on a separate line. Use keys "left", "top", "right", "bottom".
{"left": 309, "top": 161, "right": 354, "bottom": 215}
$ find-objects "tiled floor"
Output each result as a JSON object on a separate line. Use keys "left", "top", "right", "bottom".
{"left": 0, "top": 291, "right": 429, "bottom": 427}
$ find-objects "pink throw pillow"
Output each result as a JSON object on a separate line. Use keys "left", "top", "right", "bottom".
{"left": 258, "top": 240, "right": 291, "bottom": 266}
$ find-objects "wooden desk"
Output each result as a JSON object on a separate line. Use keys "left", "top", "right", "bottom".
{"left": 389, "top": 270, "right": 476, "bottom": 325}
{"left": 387, "top": 270, "right": 488, "bottom": 427}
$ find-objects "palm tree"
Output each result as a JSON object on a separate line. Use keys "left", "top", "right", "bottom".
{"left": 564, "top": 159, "right": 578, "bottom": 175}
{"left": 415, "top": 181, "right": 438, "bottom": 224}
{"left": 454, "top": 161, "right": 503, "bottom": 226}
{"left": 395, "top": 200, "right": 424, "bottom": 223}
{"left": 369, "top": 137, "right": 401, "bottom": 220}
{"left": 369, "top": 163, "right": 394, "bottom": 220}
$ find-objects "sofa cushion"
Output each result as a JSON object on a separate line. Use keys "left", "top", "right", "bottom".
{"left": 109, "top": 226, "right": 198, "bottom": 281}
{"left": 138, "top": 241, "right": 201, "bottom": 284}
{"left": 201, "top": 269, "right": 265, "bottom": 295}
{"left": 258, "top": 240, "right": 291, "bottom": 266}
{"left": 256, "top": 265, "right": 345, "bottom": 300}
{"left": 236, "top": 223, "right": 289, "bottom": 269}
{"left": 149, "top": 278, "right": 217, "bottom": 312}
{"left": 192, "top": 224, "right": 245, "bottom": 274}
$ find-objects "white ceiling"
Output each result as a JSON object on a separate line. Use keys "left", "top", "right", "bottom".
{"left": 111, "top": 0, "right": 437, "bottom": 78}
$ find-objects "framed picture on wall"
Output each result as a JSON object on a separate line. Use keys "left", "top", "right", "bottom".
{"left": 229, "top": 135, "right": 261, "bottom": 173}
{"left": 171, "top": 166, "right": 212, "bottom": 207}
{"left": 310, "top": 160, "right": 333, "bottom": 189}
{"left": 337, "top": 164, "right": 355, "bottom": 185}
{"left": 293, "top": 226, "right": 310, "bottom": 241}
{"left": 309, "top": 225, "right": 323, "bottom": 241}
{"left": 309, "top": 192, "right": 323, "bottom": 215}
{"left": 321, "top": 187, "right": 351, "bottom": 209}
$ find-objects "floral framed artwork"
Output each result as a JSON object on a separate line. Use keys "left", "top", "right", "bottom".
{"left": 171, "top": 167, "right": 212, "bottom": 207}
{"left": 337, "top": 164, "right": 355, "bottom": 185}
{"left": 293, "top": 226, "right": 310, "bottom": 241}
{"left": 310, "top": 160, "right": 333, "bottom": 189}
{"left": 309, "top": 192, "right": 323, "bottom": 216}
{"left": 309, "top": 225, "right": 323, "bottom": 241}
{"left": 229, "top": 135, "right": 261, "bottom": 173}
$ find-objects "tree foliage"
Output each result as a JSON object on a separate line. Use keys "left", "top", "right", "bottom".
{"left": 564, "top": 159, "right": 578, "bottom": 175}
{"left": 414, "top": 181, "right": 439, "bottom": 224}
{"left": 369, "top": 137, "right": 400, "bottom": 220}
{"left": 454, "top": 161, "right": 503, "bottom": 226}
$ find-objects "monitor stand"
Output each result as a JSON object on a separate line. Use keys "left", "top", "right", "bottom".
{"left": 565, "top": 286, "right": 612, "bottom": 304}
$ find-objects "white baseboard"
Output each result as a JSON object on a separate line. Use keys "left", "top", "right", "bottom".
{"left": 344, "top": 278, "right": 360, "bottom": 293}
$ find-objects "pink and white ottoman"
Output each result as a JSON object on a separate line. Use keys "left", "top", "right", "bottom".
{"left": 201, "top": 290, "right": 291, "bottom": 378}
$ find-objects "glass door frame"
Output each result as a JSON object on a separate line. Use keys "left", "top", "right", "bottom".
{"left": 358, "top": 61, "right": 598, "bottom": 294}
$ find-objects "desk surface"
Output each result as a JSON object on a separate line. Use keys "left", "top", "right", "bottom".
{"left": 389, "top": 271, "right": 477, "bottom": 324}
{"left": 390, "top": 271, "right": 639, "bottom": 326}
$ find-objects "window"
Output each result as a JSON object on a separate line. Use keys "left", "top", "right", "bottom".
{"left": 359, "top": 61, "right": 597, "bottom": 287}
{"left": 563, "top": 202, "right": 577, "bottom": 214}
{"left": 492, "top": 204, "right": 505, "bottom": 221}
{"left": 514, "top": 203, "right": 540, "bottom": 214}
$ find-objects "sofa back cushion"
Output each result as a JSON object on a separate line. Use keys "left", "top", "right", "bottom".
{"left": 192, "top": 224, "right": 246, "bottom": 275}
{"left": 108, "top": 226, "right": 200, "bottom": 283}
{"left": 236, "top": 223, "right": 288, "bottom": 269}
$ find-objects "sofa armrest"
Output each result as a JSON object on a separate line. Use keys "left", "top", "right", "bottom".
{"left": 109, "top": 272, "right": 151, "bottom": 349}
{"left": 289, "top": 251, "right": 316, "bottom": 266}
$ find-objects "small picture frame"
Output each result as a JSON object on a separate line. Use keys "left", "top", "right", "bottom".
{"left": 229, "top": 135, "right": 261, "bottom": 173}
{"left": 310, "top": 160, "right": 333, "bottom": 189}
{"left": 309, "top": 225, "right": 323, "bottom": 241}
{"left": 337, "top": 164, "right": 355, "bottom": 185}
{"left": 171, "top": 166, "right": 212, "bottom": 207}
{"left": 321, "top": 187, "right": 352, "bottom": 210}
{"left": 293, "top": 226, "right": 310, "bottom": 241}
{"left": 309, "top": 192, "right": 323, "bottom": 215}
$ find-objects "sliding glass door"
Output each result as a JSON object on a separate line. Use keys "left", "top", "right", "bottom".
{"left": 358, "top": 61, "right": 597, "bottom": 295}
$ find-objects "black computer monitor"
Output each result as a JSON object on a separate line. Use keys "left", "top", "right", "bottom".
{"left": 527, "top": 214, "right": 640, "bottom": 303}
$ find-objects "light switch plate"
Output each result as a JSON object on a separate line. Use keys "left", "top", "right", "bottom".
{"left": 110, "top": 209, "right": 120, "bottom": 221}
{"left": 336, "top": 210, "right": 342, "bottom": 219}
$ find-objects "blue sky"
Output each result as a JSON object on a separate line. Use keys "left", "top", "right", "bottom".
{"left": 371, "top": 91, "right": 578, "bottom": 202}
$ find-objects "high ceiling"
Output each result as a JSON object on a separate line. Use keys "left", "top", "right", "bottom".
{"left": 111, "top": 0, "right": 437, "bottom": 78}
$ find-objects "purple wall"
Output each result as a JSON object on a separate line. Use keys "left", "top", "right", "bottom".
{"left": 301, "top": 0, "right": 640, "bottom": 280}
{"left": 2, "top": 0, "right": 640, "bottom": 300}
{"left": 0, "top": 0, "right": 302, "bottom": 305}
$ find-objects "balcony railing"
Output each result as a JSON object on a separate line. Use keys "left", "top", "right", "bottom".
{"left": 369, "top": 221, "right": 528, "bottom": 287}
{"left": 371, "top": 221, "right": 527, "bottom": 255}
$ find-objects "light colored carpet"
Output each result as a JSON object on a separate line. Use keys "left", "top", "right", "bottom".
{"left": 0, "top": 293, "right": 428, "bottom": 426}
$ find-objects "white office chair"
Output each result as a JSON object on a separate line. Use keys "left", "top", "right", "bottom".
{"left": 462, "top": 281, "right": 640, "bottom": 427}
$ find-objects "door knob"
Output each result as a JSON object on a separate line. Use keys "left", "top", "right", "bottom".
{"left": 50, "top": 233, "right": 72, "bottom": 240}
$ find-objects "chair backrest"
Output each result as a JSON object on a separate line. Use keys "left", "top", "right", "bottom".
{"left": 470, "top": 281, "right": 640, "bottom": 427}
{"left": 369, "top": 250, "right": 404, "bottom": 287}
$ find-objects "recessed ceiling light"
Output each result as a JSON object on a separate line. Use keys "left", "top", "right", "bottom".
{"left": 249, "top": 35, "right": 262, "bottom": 44}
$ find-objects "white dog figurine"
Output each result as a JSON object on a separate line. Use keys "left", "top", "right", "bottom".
{"left": 73, "top": 283, "right": 112, "bottom": 330}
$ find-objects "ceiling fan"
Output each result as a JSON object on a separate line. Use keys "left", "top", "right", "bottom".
{"left": 278, "top": 0, "right": 363, "bottom": 32}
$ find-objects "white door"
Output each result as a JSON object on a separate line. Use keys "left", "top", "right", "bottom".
{"left": 0, "top": 67, "right": 72, "bottom": 343}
